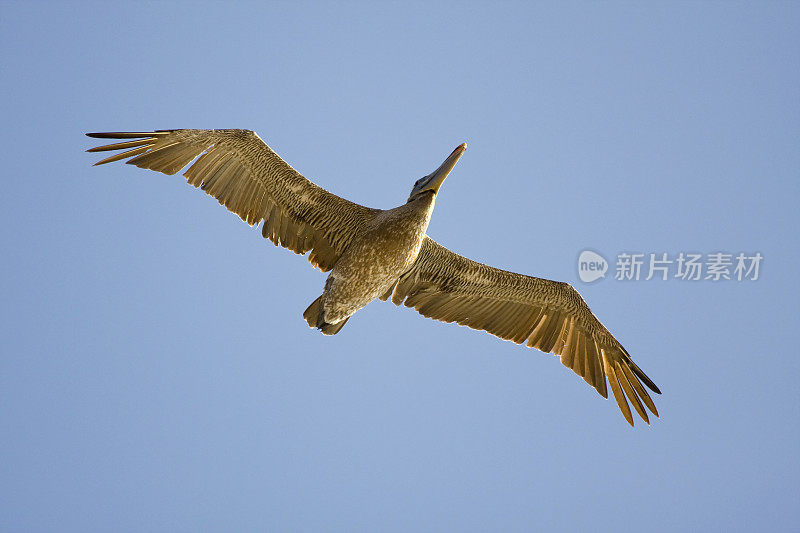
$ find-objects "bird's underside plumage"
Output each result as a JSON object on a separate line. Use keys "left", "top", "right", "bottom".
{"left": 87, "top": 128, "right": 661, "bottom": 426}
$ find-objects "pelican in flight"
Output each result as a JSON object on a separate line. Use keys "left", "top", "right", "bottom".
{"left": 86, "top": 129, "right": 660, "bottom": 426}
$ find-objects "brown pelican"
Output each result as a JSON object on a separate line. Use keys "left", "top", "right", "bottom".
{"left": 86, "top": 129, "right": 661, "bottom": 426}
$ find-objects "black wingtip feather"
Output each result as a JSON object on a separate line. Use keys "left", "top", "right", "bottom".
{"left": 618, "top": 344, "right": 661, "bottom": 395}
{"left": 86, "top": 131, "right": 165, "bottom": 139}
{"left": 634, "top": 367, "right": 662, "bottom": 395}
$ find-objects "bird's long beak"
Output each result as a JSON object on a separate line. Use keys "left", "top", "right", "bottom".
{"left": 423, "top": 142, "right": 467, "bottom": 193}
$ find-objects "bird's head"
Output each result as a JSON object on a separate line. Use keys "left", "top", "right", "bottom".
{"left": 407, "top": 143, "right": 467, "bottom": 203}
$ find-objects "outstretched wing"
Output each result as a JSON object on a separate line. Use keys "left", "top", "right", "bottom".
{"left": 386, "top": 237, "right": 661, "bottom": 426}
{"left": 87, "top": 129, "right": 378, "bottom": 271}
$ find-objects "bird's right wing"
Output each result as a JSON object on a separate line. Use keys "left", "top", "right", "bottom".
{"left": 386, "top": 237, "right": 661, "bottom": 426}
{"left": 87, "top": 129, "right": 379, "bottom": 271}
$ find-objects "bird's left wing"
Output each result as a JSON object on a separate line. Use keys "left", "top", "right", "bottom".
{"left": 385, "top": 237, "right": 661, "bottom": 426}
{"left": 87, "top": 129, "right": 378, "bottom": 271}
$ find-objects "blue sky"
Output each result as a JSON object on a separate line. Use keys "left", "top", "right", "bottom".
{"left": 2, "top": 1, "right": 798, "bottom": 531}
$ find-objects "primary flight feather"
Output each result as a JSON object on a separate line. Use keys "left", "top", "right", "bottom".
{"left": 87, "top": 128, "right": 661, "bottom": 426}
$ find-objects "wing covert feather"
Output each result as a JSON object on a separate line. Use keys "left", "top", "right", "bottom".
{"left": 87, "top": 129, "right": 378, "bottom": 271}
{"left": 390, "top": 237, "right": 660, "bottom": 426}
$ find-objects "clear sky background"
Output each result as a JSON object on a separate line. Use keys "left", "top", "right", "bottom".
{"left": 2, "top": 2, "right": 798, "bottom": 531}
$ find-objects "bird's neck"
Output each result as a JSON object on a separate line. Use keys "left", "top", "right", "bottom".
{"left": 389, "top": 191, "right": 436, "bottom": 236}
{"left": 411, "top": 191, "right": 436, "bottom": 228}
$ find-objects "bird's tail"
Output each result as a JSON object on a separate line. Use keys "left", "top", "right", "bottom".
{"left": 303, "top": 295, "right": 350, "bottom": 335}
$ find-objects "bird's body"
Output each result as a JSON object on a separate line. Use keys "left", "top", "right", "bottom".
{"left": 316, "top": 192, "right": 435, "bottom": 328}
{"left": 87, "top": 128, "right": 661, "bottom": 426}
